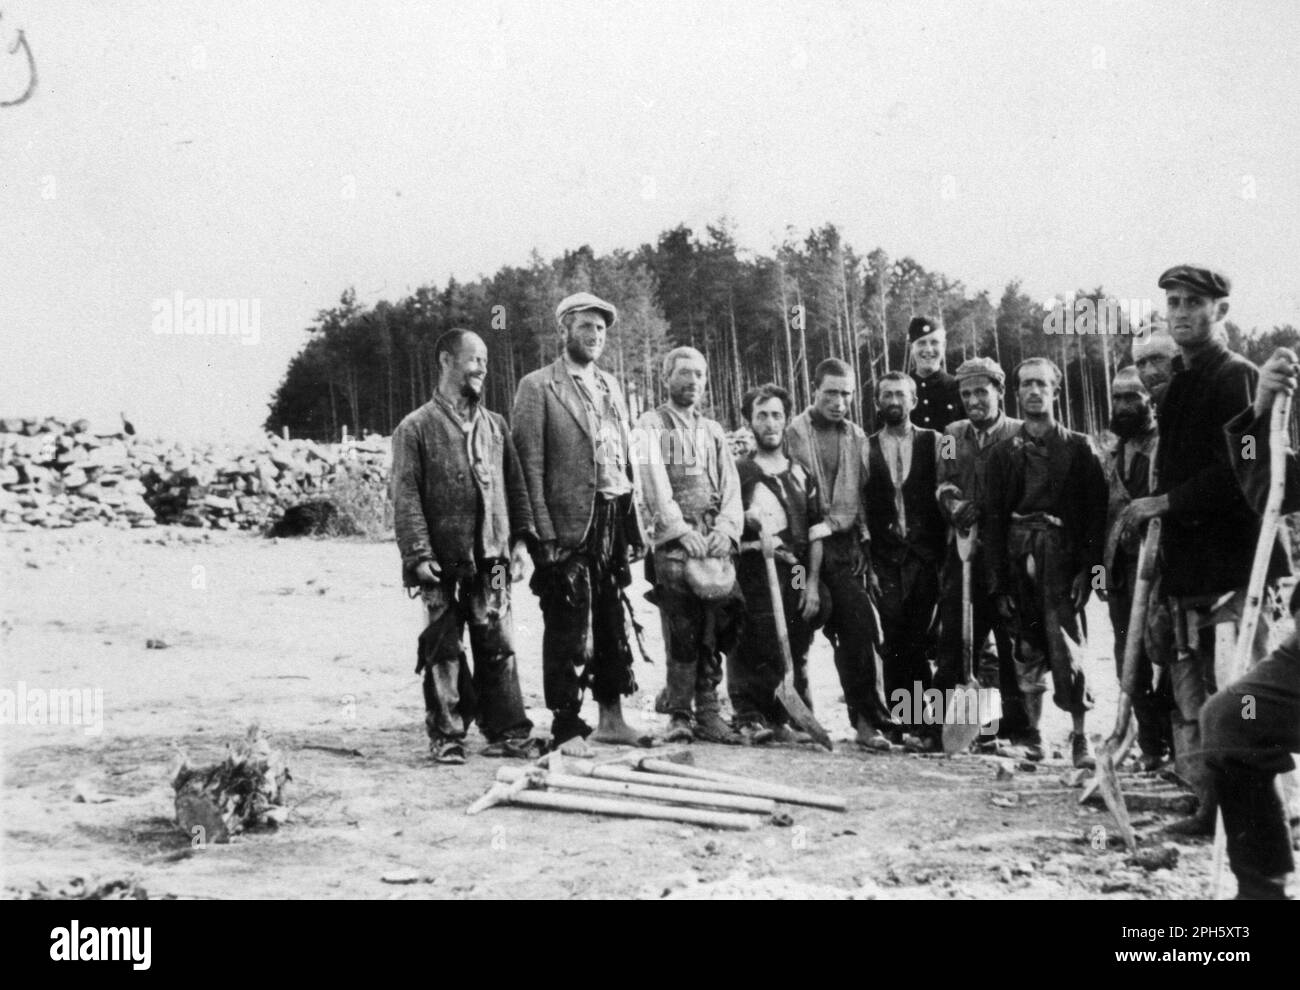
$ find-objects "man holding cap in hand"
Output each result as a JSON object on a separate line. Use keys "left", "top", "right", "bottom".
{"left": 512, "top": 292, "right": 647, "bottom": 754}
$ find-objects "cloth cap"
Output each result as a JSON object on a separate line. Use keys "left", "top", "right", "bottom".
{"left": 1157, "top": 265, "right": 1231, "bottom": 299}
{"left": 1112, "top": 365, "right": 1148, "bottom": 396}
{"left": 555, "top": 292, "right": 618, "bottom": 328}
{"left": 908, "top": 315, "right": 943, "bottom": 343}
{"left": 954, "top": 356, "right": 1006, "bottom": 390}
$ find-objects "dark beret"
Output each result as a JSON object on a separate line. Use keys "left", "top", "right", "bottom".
{"left": 1157, "top": 265, "right": 1231, "bottom": 299}
{"left": 908, "top": 315, "right": 941, "bottom": 343}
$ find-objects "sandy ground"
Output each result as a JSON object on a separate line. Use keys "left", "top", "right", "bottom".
{"left": 1, "top": 526, "right": 1227, "bottom": 899}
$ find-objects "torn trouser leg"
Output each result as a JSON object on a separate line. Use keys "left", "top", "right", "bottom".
{"left": 419, "top": 569, "right": 531, "bottom": 745}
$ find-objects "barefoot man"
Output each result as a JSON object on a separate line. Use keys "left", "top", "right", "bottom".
{"left": 512, "top": 293, "right": 646, "bottom": 753}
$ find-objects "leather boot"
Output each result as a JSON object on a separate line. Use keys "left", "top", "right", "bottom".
{"left": 1020, "top": 692, "right": 1045, "bottom": 761}
{"left": 694, "top": 686, "right": 741, "bottom": 745}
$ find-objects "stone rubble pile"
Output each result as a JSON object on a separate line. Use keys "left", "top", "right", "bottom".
{"left": 0, "top": 417, "right": 391, "bottom": 531}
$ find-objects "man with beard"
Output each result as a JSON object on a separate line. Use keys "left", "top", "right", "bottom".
{"left": 1099, "top": 366, "right": 1174, "bottom": 770}
{"left": 392, "top": 329, "right": 541, "bottom": 764}
{"left": 1118, "top": 266, "right": 1281, "bottom": 835}
{"left": 1132, "top": 328, "right": 1178, "bottom": 406}
{"left": 728, "top": 383, "right": 827, "bottom": 744}
{"left": 986, "top": 357, "right": 1107, "bottom": 766}
{"left": 865, "top": 372, "right": 945, "bottom": 748}
{"left": 786, "top": 358, "right": 894, "bottom": 751}
{"left": 908, "top": 316, "right": 963, "bottom": 433}
{"left": 934, "top": 357, "right": 1029, "bottom": 751}
{"left": 512, "top": 293, "right": 646, "bottom": 754}
{"left": 637, "top": 346, "right": 744, "bottom": 744}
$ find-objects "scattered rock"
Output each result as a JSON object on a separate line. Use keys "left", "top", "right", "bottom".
{"left": 1129, "top": 845, "right": 1180, "bottom": 872}
{"left": 380, "top": 871, "right": 421, "bottom": 884}
{"left": 991, "top": 792, "right": 1020, "bottom": 808}
{"left": 145, "top": 638, "right": 169, "bottom": 650}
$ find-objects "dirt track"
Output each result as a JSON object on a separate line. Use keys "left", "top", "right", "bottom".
{"left": 2, "top": 527, "right": 1222, "bottom": 899}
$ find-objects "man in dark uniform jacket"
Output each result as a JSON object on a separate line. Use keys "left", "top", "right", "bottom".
{"left": 1203, "top": 346, "right": 1300, "bottom": 898}
{"left": 986, "top": 357, "right": 1107, "bottom": 767}
{"left": 1118, "top": 265, "right": 1281, "bottom": 834}
{"left": 908, "top": 315, "right": 963, "bottom": 433}
{"left": 866, "top": 372, "right": 945, "bottom": 747}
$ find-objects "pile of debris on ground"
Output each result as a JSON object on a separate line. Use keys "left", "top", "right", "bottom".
{"left": 0, "top": 416, "right": 390, "bottom": 532}
{"left": 172, "top": 724, "right": 291, "bottom": 844}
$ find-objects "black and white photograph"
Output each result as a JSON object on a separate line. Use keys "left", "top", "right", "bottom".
{"left": 3, "top": 0, "right": 1299, "bottom": 930}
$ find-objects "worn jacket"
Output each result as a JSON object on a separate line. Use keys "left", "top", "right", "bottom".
{"left": 786, "top": 408, "right": 871, "bottom": 544}
{"left": 865, "top": 426, "right": 946, "bottom": 564}
{"left": 935, "top": 414, "right": 1023, "bottom": 561}
{"left": 391, "top": 396, "right": 534, "bottom": 586}
{"left": 635, "top": 403, "right": 742, "bottom": 548}
{"left": 983, "top": 421, "right": 1108, "bottom": 595}
{"left": 511, "top": 358, "right": 644, "bottom": 550}
{"left": 1156, "top": 336, "right": 1259, "bottom": 597}
{"left": 1100, "top": 425, "right": 1158, "bottom": 590}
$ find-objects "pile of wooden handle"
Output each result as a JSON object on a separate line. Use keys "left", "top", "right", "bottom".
{"left": 467, "top": 748, "right": 846, "bottom": 831}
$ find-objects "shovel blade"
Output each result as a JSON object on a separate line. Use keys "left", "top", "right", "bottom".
{"left": 775, "top": 680, "right": 833, "bottom": 751}
{"left": 941, "top": 681, "right": 998, "bottom": 755}
{"left": 1094, "top": 746, "right": 1137, "bottom": 850}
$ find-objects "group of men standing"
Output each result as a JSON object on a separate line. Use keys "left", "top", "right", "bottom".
{"left": 391, "top": 268, "right": 1299, "bottom": 899}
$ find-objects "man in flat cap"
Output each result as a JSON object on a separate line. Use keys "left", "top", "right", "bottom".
{"left": 392, "top": 329, "right": 542, "bottom": 764}
{"left": 986, "top": 357, "right": 1107, "bottom": 766}
{"left": 1118, "top": 265, "right": 1282, "bottom": 834}
{"left": 512, "top": 292, "right": 646, "bottom": 754}
{"left": 1099, "top": 365, "right": 1174, "bottom": 771}
{"left": 934, "top": 356, "right": 1029, "bottom": 751}
{"left": 1131, "top": 326, "right": 1178, "bottom": 406}
{"left": 786, "top": 358, "right": 895, "bottom": 751}
{"left": 636, "top": 346, "right": 745, "bottom": 744}
{"left": 907, "top": 316, "right": 963, "bottom": 433}
{"left": 865, "top": 372, "right": 946, "bottom": 748}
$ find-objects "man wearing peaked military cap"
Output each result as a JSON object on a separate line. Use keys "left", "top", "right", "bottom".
{"left": 907, "top": 316, "right": 963, "bottom": 433}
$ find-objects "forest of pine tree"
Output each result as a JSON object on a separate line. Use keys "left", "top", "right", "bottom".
{"left": 264, "top": 218, "right": 1300, "bottom": 441}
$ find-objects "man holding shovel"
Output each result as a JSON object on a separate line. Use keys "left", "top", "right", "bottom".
{"left": 1099, "top": 366, "right": 1174, "bottom": 771}
{"left": 728, "top": 383, "right": 829, "bottom": 744}
{"left": 985, "top": 357, "right": 1107, "bottom": 767}
{"left": 392, "top": 329, "right": 541, "bottom": 765}
{"left": 934, "top": 357, "right": 1027, "bottom": 752}
{"left": 1117, "top": 266, "right": 1278, "bottom": 835}
{"left": 636, "top": 346, "right": 745, "bottom": 745}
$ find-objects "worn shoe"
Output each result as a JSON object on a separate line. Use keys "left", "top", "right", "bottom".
{"left": 1139, "top": 752, "right": 1167, "bottom": 773}
{"left": 665, "top": 714, "right": 695, "bottom": 743}
{"left": 1163, "top": 804, "right": 1216, "bottom": 838}
{"left": 1071, "top": 732, "right": 1096, "bottom": 770}
{"left": 855, "top": 728, "right": 893, "bottom": 753}
{"left": 431, "top": 740, "right": 466, "bottom": 765}
{"left": 902, "top": 733, "right": 940, "bottom": 754}
{"left": 482, "top": 736, "right": 545, "bottom": 759}
{"left": 695, "top": 711, "right": 743, "bottom": 745}
{"left": 735, "top": 719, "right": 776, "bottom": 745}
{"left": 770, "top": 723, "right": 813, "bottom": 745}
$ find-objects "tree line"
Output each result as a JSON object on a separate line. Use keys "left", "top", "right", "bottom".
{"left": 264, "top": 219, "right": 1300, "bottom": 441}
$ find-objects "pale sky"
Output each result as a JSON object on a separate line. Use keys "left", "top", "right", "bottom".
{"left": 3, "top": 0, "right": 1299, "bottom": 440}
